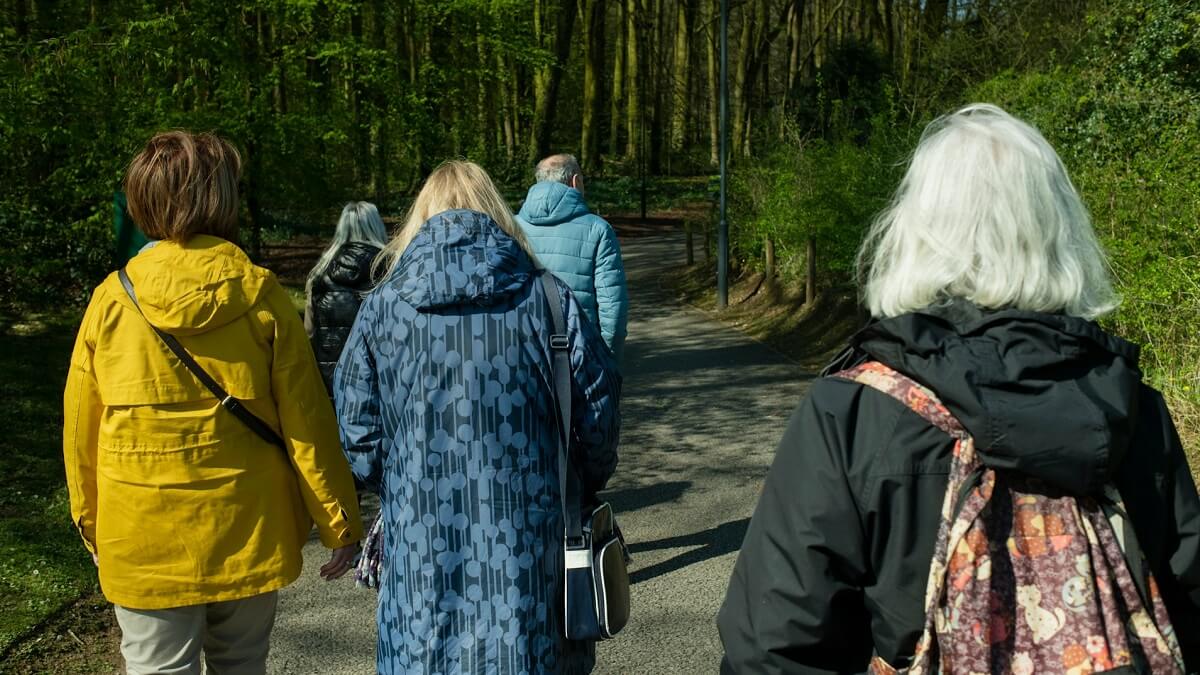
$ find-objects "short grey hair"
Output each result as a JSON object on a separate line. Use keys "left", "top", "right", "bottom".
{"left": 859, "top": 103, "right": 1118, "bottom": 320}
{"left": 535, "top": 153, "right": 582, "bottom": 185}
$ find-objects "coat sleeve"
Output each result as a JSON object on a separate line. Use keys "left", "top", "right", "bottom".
{"left": 561, "top": 280, "right": 621, "bottom": 495}
{"left": 62, "top": 289, "right": 105, "bottom": 555}
{"left": 1156, "top": 397, "right": 1200, "bottom": 669}
{"left": 266, "top": 285, "right": 363, "bottom": 549}
{"left": 592, "top": 221, "right": 629, "bottom": 363}
{"left": 718, "top": 382, "right": 874, "bottom": 674}
{"left": 334, "top": 297, "right": 385, "bottom": 494}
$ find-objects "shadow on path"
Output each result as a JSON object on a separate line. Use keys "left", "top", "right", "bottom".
{"left": 603, "top": 480, "right": 692, "bottom": 512}
{"left": 628, "top": 518, "right": 750, "bottom": 585}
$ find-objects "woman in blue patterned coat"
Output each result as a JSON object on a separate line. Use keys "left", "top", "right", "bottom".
{"left": 335, "top": 161, "right": 621, "bottom": 675}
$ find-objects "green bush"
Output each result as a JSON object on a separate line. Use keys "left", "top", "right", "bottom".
{"left": 729, "top": 113, "right": 912, "bottom": 288}
{"left": 970, "top": 0, "right": 1200, "bottom": 404}
{"left": 723, "top": 2, "right": 1200, "bottom": 462}
{"left": 0, "top": 204, "right": 113, "bottom": 314}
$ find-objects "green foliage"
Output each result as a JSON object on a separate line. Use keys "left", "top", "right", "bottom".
{"left": 0, "top": 0, "right": 556, "bottom": 312}
{"left": 971, "top": 0, "right": 1200, "bottom": 402}
{"left": 733, "top": 0, "right": 1200, "bottom": 443}
{"left": 0, "top": 207, "right": 113, "bottom": 313}
{"left": 790, "top": 41, "right": 893, "bottom": 144}
{"left": 729, "top": 113, "right": 911, "bottom": 284}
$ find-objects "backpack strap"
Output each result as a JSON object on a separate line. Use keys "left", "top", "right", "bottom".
{"left": 838, "top": 362, "right": 1186, "bottom": 675}
{"left": 834, "top": 361, "right": 968, "bottom": 440}
{"left": 117, "top": 268, "right": 287, "bottom": 451}
{"left": 835, "top": 361, "right": 986, "bottom": 673}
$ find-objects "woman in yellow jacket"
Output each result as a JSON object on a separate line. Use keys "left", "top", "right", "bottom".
{"left": 63, "top": 131, "right": 363, "bottom": 674}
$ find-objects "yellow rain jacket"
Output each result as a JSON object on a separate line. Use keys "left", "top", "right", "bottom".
{"left": 63, "top": 235, "right": 363, "bottom": 610}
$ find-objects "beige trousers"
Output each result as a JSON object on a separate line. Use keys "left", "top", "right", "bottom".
{"left": 114, "top": 591, "right": 278, "bottom": 675}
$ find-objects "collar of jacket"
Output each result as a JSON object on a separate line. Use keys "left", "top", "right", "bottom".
{"left": 324, "top": 241, "right": 383, "bottom": 288}
{"left": 389, "top": 209, "right": 536, "bottom": 311}
{"left": 517, "top": 181, "right": 592, "bottom": 226}
{"left": 106, "top": 234, "right": 274, "bottom": 337}
{"left": 830, "top": 299, "right": 1142, "bottom": 495}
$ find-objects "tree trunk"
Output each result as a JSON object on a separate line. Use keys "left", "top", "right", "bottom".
{"left": 649, "top": 0, "right": 668, "bottom": 173}
{"left": 580, "top": 0, "right": 607, "bottom": 171}
{"left": 786, "top": 0, "right": 803, "bottom": 100}
{"left": 609, "top": 1, "right": 626, "bottom": 158}
{"left": 731, "top": 1, "right": 753, "bottom": 157}
{"left": 350, "top": 8, "right": 370, "bottom": 190}
{"left": 368, "top": 1, "right": 387, "bottom": 198}
{"left": 476, "top": 20, "right": 488, "bottom": 155}
{"left": 925, "top": 0, "right": 949, "bottom": 38}
{"left": 805, "top": 235, "right": 817, "bottom": 305}
{"left": 670, "top": 0, "right": 695, "bottom": 154}
{"left": 705, "top": 0, "right": 719, "bottom": 166}
{"left": 533, "top": 0, "right": 548, "bottom": 102}
{"left": 15, "top": 0, "right": 27, "bottom": 38}
{"left": 530, "top": 0, "right": 578, "bottom": 161}
{"left": 624, "top": 0, "right": 641, "bottom": 161}
{"left": 764, "top": 234, "right": 776, "bottom": 288}
{"left": 500, "top": 53, "right": 516, "bottom": 161}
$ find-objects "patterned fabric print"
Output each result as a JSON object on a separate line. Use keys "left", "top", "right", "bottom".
{"left": 336, "top": 210, "right": 620, "bottom": 675}
{"left": 836, "top": 363, "right": 1184, "bottom": 675}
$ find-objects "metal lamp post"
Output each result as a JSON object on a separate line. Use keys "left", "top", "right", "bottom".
{"left": 716, "top": 0, "right": 729, "bottom": 309}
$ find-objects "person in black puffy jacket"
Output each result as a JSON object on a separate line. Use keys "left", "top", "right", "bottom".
{"left": 717, "top": 104, "right": 1200, "bottom": 673}
{"left": 305, "top": 201, "right": 388, "bottom": 394}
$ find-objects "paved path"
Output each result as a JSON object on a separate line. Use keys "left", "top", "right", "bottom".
{"left": 269, "top": 231, "right": 813, "bottom": 674}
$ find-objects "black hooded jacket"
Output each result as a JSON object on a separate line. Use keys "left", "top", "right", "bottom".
{"left": 718, "top": 301, "right": 1200, "bottom": 673}
{"left": 306, "top": 241, "right": 381, "bottom": 392}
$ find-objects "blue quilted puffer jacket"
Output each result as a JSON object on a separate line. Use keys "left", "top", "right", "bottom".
{"left": 516, "top": 182, "right": 629, "bottom": 363}
{"left": 334, "top": 209, "right": 621, "bottom": 675}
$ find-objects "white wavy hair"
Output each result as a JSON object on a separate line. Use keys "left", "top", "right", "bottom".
{"left": 859, "top": 103, "right": 1118, "bottom": 320}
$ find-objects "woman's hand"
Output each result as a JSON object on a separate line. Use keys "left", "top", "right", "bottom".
{"left": 320, "top": 543, "right": 358, "bottom": 581}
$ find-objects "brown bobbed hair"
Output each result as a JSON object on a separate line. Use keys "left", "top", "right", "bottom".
{"left": 124, "top": 131, "right": 242, "bottom": 243}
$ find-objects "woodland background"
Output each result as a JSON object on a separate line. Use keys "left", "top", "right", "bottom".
{"left": 1, "top": 0, "right": 1199, "bottom": 663}
{"left": 2, "top": 0, "right": 1199, "bottom": 426}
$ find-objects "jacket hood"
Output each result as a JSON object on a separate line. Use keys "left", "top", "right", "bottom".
{"left": 390, "top": 209, "right": 535, "bottom": 311}
{"left": 326, "top": 241, "right": 381, "bottom": 288}
{"left": 846, "top": 300, "right": 1142, "bottom": 495}
{"left": 107, "top": 235, "right": 274, "bottom": 336}
{"left": 517, "top": 181, "right": 591, "bottom": 226}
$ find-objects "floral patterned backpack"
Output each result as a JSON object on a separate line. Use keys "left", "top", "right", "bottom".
{"left": 836, "top": 362, "right": 1186, "bottom": 675}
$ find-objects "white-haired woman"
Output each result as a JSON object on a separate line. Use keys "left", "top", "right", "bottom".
{"left": 718, "top": 104, "right": 1200, "bottom": 673}
{"left": 305, "top": 201, "right": 389, "bottom": 393}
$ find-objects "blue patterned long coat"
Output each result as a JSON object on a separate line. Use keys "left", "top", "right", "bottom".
{"left": 334, "top": 209, "right": 621, "bottom": 675}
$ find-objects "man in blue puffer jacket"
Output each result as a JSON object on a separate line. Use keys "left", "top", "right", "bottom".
{"left": 517, "top": 153, "right": 629, "bottom": 364}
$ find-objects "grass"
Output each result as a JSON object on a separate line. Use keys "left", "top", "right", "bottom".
{"left": 0, "top": 312, "right": 102, "bottom": 658}
{"left": 0, "top": 594, "right": 120, "bottom": 674}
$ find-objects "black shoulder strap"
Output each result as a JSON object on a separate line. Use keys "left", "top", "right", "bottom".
{"left": 117, "top": 268, "right": 287, "bottom": 450}
{"left": 541, "top": 272, "right": 584, "bottom": 543}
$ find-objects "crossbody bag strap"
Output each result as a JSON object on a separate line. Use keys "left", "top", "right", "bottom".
{"left": 541, "top": 271, "right": 584, "bottom": 543}
{"left": 117, "top": 268, "right": 287, "bottom": 450}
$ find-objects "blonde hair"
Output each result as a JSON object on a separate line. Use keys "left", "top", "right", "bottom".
{"left": 859, "top": 104, "right": 1118, "bottom": 320}
{"left": 124, "top": 131, "right": 242, "bottom": 242}
{"left": 375, "top": 160, "right": 536, "bottom": 279}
